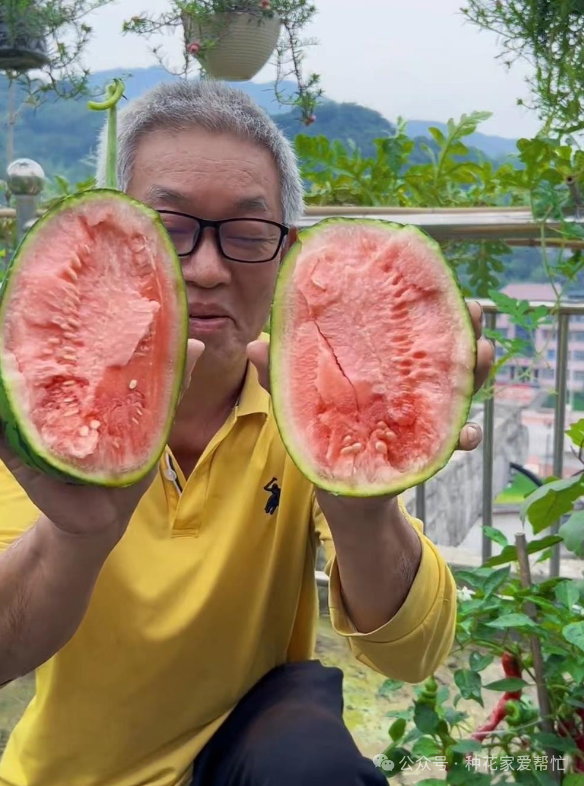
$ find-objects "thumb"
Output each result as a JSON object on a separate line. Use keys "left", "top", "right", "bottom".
{"left": 246, "top": 339, "right": 270, "bottom": 394}
{"left": 180, "top": 339, "right": 205, "bottom": 398}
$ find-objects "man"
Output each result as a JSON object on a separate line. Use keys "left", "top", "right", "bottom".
{"left": 0, "top": 80, "right": 493, "bottom": 786}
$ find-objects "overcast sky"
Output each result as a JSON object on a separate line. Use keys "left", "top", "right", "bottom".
{"left": 85, "top": 0, "right": 541, "bottom": 139}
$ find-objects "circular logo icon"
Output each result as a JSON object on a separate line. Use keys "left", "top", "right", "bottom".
{"left": 372, "top": 754, "right": 395, "bottom": 772}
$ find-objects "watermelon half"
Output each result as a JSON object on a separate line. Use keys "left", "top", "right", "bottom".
{"left": 269, "top": 218, "right": 476, "bottom": 497}
{"left": 0, "top": 190, "right": 187, "bottom": 486}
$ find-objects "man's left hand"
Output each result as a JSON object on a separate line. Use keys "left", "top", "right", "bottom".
{"left": 247, "top": 300, "right": 494, "bottom": 453}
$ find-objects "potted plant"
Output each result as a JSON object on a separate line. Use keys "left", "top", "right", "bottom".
{"left": 462, "top": 0, "right": 584, "bottom": 134}
{"left": 124, "top": 0, "right": 322, "bottom": 125}
{"left": 0, "top": 2, "right": 49, "bottom": 72}
{"left": 0, "top": 0, "right": 114, "bottom": 98}
{"left": 181, "top": 1, "right": 283, "bottom": 82}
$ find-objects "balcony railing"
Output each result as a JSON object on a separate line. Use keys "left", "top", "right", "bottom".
{"left": 3, "top": 200, "right": 583, "bottom": 580}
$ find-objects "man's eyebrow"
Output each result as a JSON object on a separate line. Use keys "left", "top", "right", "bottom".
{"left": 145, "top": 187, "right": 272, "bottom": 215}
{"left": 233, "top": 196, "right": 271, "bottom": 213}
{"left": 144, "top": 185, "right": 188, "bottom": 207}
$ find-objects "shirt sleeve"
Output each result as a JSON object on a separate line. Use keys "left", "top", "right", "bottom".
{"left": 312, "top": 493, "right": 456, "bottom": 684}
{"left": 0, "top": 459, "right": 40, "bottom": 552}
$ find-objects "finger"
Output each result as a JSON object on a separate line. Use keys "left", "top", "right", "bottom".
{"left": 246, "top": 339, "right": 270, "bottom": 393}
{"left": 0, "top": 422, "right": 39, "bottom": 489}
{"left": 474, "top": 336, "right": 495, "bottom": 393}
{"left": 467, "top": 300, "right": 483, "bottom": 341}
{"left": 457, "top": 422, "right": 483, "bottom": 451}
{"left": 180, "top": 339, "right": 205, "bottom": 398}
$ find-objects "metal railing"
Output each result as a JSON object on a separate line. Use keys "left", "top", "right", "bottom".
{"left": 4, "top": 182, "right": 583, "bottom": 578}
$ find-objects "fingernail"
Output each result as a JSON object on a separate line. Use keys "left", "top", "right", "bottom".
{"left": 467, "top": 424, "right": 482, "bottom": 448}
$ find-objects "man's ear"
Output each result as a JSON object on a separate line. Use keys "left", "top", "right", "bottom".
{"left": 281, "top": 226, "right": 298, "bottom": 257}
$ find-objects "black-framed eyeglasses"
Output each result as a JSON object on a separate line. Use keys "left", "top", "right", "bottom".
{"left": 157, "top": 210, "right": 289, "bottom": 264}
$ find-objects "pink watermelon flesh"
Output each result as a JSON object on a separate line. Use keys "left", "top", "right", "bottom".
{"left": 271, "top": 221, "right": 475, "bottom": 495}
{"left": 0, "top": 195, "right": 185, "bottom": 483}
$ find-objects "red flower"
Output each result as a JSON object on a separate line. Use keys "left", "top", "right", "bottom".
{"left": 187, "top": 41, "right": 201, "bottom": 56}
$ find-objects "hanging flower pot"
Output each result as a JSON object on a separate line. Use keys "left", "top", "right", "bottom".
{"left": 183, "top": 10, "right": 281, "bottom": 81}
{"left": 0, "top": 6, "right": 50, "bottom": 72}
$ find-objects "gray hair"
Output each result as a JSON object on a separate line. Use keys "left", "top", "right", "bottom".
{"left": 95, "top": 79, "right": 304, "bottom": 225}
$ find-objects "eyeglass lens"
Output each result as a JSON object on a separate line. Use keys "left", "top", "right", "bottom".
{"left": 159, "top": 213, "right": 282, "bottom": 262}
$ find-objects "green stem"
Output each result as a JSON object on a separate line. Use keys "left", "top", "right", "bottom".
{"left": 87, "top": 79, "right": 125, "bottom": 190}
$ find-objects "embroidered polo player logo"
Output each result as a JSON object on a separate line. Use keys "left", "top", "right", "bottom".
{"left": 263, "top": 477, "right": 281, "bottom": 515}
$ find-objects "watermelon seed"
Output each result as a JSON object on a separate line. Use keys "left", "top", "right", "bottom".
{"left": 63, "top": 380, "right": 75, "bottom": 387}
{"left": 375, "top": 441, "right": 388, "bottom": 454}
{"left": 90, "top": 420, "right": 101, "bottom": 430}
{"left": 341, "top": 442, "right": 362, "bottom": 455}
{"left": 129, "top": 379, "right": 138, "bottom": 389}
{"left": 67, "top": 269, "right": 79, "bottom": 281}
{"left": 48, "top": 337, "right": 60, "bottom": 345}
{"left": 63, "top": 397, "right": 74, "bottom": 403}
{"left": 342, "top": 435, "right": 353, "bottom": 445}
{"left": 131, "top": 417, "right": 140, "bottom": 425}
{"left": 67, "top": 319, "right": 81, "bottom": 329}
{"left": 63, "top": 354, "right": 76, "bottom": 361}
{"left": 79, "top": 426, "right": 90, "bottom": 437}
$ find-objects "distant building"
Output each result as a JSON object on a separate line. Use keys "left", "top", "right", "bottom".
{"left": 496, "top": 283, "right": 584, "bottom": 400}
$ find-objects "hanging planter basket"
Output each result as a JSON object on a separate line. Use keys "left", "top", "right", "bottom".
{"left": 184, "top": 11, "right": 281, "bottom": 81}
{"left": 0, "top": 8, "right": 50, "bottom": 72}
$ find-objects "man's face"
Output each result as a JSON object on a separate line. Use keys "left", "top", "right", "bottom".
{"left": 127, "top": 128, "right": 285, "bottom": 368}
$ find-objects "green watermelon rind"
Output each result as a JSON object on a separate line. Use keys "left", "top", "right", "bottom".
{"left": 0, "top": 189, "right": 188, "bottom": 487}
{"left": 269, "top": 216, "right": 476, "bottom": 498}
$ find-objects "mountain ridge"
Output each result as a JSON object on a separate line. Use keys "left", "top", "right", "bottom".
{"left": 0, "top": 65, "right": 519, "bottom": 182}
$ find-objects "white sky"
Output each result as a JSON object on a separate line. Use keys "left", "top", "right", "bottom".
{"left": 84, "top": 0, "right": 541, "bottom": 139}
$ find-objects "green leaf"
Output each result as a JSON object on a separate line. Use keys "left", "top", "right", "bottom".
{"left": 484, "top": 677, "right": 529, "bottom": 691}
{"left": 469, "top": 651, "right": 494, "bottom": 672}
{"left": 418, "top": 781, "right": 445, "bottom": 786}
{"left": 484, "top": 566, "right": 511, "bottom": 597}
{"left": 563, "top": 621, "right": 584, "bottom": 652}
{"left": 484, "top": 536, "right": 563, "bottom": 567}
{"left": 454, "top": 568, "right": 492, "bottom": 588}
{"left": 566, "top": 419, "right": 584, "bottom": 448}
{"left": 482, "top": 526, "right": 508, "bottom": 547}
{"left": 385, "top": 709, "right": 411, "bottom": 721}
{"left": 563, "top": 775, "right": 584, "bottom": 786}
{"left": 559, "top": 510, "right": 584, "bottom": 558}
{"left": 444, "top": 708, "right": 467, "bottom": 727}
{"left": 532, "top": 732, "right": 578, "bottom": 752}
{"left": 555, "top": 580, "right": 580, "bottom": 609}
{"left": 389, "top": 718, "right": 407, "bottom": 742}
{"left": 411, "top": 736, "right": 441, "bottom": 759}
{"left": 565, "top": 658, "right": 584, "bottom": 682}
{"left": 448, "top": 759, "right": 491, "bottom": 785}
{"left": 414, "top": 702, "right": 441, "bottom": 734}
{"left": 450, "top": 739, "right": 483, "bottom": 754}
{"left": 521, "top": 475, "right": 584, "bottom": 533}
{"left": 378, "top": 678, "right": 404, "bottom": 697}
{"left": 454, "top": 668, "right": 483, "bottom": 706}
{"left": 486, "top": 613, "right": 537, "bottom": 629}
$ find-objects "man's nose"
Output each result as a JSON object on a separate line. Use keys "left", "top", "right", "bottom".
{"left": 181, "top": 228, "right": 231, "bottom": 288}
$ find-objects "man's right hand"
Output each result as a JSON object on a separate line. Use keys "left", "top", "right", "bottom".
{"left": 0, "top": 339, "right": 204, "bottom": 543}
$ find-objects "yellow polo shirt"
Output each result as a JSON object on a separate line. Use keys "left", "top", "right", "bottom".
{"left": 0, "top": 360, "right": 456, "bottom": 786}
